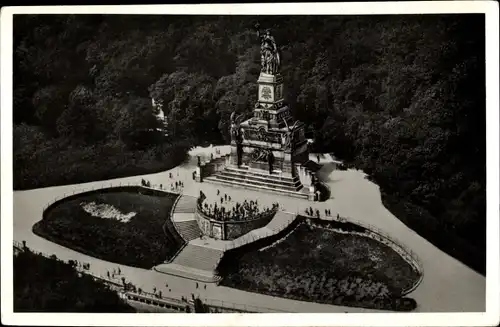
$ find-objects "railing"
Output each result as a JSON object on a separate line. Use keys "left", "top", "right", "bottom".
{"left": 164, "top": 194, "right": 189, "bottom": 263}
{"left": 39, "top": 180, "right": 190, "bottom": 266}
{"left": 41, "top": 182, "right": 423, "bottom": 280}
{"left": 13, "top": 242, "right": 282, "bottom": 313}
{"left": 201, "top": 297, "right": 291, "bottom": 313}
{"left": 198, "top": 153, "right": 230, "bottom": 178}
{"left": 210, "top": 211, "right": 298, "bottom": 278}
{"left": 226, "top": 212, "right": 295, "bottom": 250}
{"left": 213, "top": 211, "right": 423, "bottom": 296}
{"left": 301, "top": 213, "right": 424, "bottom": 295}
{"left": 41, "top": 180, "right": 184, "bottom": 214}
{"left": 35, "top": 174, "right": 423, "bottom": 297}
{"left": 196, "top": 200, "right": 278, "bottom": 225}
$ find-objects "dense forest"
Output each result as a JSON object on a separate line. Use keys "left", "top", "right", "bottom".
{"left": 13, "top": 15, "right": 485, "bottom": 272}
{"left": 14, "top": 247, "right": 134, "bottom": 312}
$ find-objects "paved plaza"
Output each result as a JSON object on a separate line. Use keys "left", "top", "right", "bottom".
{"left": 13, "top": 145, "right": 485, "bottom": 312}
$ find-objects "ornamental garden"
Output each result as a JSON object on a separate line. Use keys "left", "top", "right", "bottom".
{"left": 33, "top": 182, "right": 422, "bottom": 311}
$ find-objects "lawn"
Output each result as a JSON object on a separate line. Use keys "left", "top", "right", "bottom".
{"left": 219, "top": 220, "right": 420, "bottom": 311}
{"left": 33, "top": 188, "right": 182, "bottom": 269}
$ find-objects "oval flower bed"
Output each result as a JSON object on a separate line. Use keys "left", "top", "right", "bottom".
{"left": 217, "top": 216, "right": 421, "bottom": 311}
{"left": 33, "top": 187, "right": 182, "bottom": 269}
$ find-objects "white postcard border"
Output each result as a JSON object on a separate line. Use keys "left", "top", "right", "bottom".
{"left": 1, "top": 2, "right": 498, "bottom": 326}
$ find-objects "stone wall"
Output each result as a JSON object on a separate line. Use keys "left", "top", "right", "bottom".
{"left": 224, "top": 214, "right": 276, "bottom": 240}
{"left": 196, "top": 212, "right": 212, "bottom": 236}
{"left": 195, "top": 203, "right": 276, "bottom": 240}
{"left": 198, "top": 154, "right": 230, "bottom": 179}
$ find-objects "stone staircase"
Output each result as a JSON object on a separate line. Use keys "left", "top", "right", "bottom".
{"left": 173, "top": 196, "right": 198, "bottom": 213}
{"left": 157, "top": 195, "right": 220, "bottom": 282}
{"left": 174, "top": 220, "right": 202, "bottom": 242}
{"left": 172, "top": 244, "right": 223, "bottom": 272}
{"left": 205, "top": 166, "right": 309, "bottom": 199}
{"left": 157, "top": 209, "right": 298, "bottom": 282}
{"left": 171, "top": 195, "right": 202, "bottom": 242}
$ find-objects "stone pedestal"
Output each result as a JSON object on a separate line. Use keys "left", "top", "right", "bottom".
{"left": 257, "top": 73, "right": 284, "bottom": 109}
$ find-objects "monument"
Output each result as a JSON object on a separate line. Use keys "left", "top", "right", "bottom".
{"left": 203, "top": 25, "right": 319, "bottom": 200}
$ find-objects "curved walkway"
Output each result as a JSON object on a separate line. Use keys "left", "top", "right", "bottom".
{"left": 13, "top": 145, "right": 485, "bottom": 312}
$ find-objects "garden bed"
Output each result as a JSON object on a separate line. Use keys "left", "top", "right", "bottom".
{"left": 218, "top": 218, "right": 420, "bottom": 311}
{"left": 33, "top": 187, "right": 182, "bottom": 269}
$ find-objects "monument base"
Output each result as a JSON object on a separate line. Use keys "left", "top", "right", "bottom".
{"left": 204, "top": 169, "right": 309, "bottom": 199}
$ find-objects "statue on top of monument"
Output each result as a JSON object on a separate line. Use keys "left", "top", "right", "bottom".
{"left": 255, "top": 23, "right": 281, "bottom": 75}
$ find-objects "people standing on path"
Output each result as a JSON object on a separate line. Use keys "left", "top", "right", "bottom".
{"left": 317, "top": 154, "right": 320, "bottom": 163}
